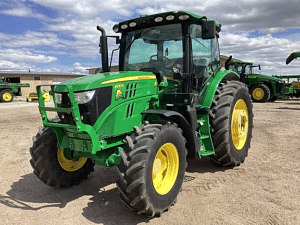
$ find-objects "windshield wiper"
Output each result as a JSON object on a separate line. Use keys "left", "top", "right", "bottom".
{"left": 125, "top": 30, "right": 142, "bottom": 53}
{"left": 194, "top": 38, "right": 210, "bottom": 51}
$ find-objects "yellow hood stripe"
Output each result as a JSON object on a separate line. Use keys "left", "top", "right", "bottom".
{"left": 101, "top": 75, "right": 156, "bottom": 85}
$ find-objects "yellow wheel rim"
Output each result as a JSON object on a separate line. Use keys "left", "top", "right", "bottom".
{"left": 57, "top": 148, "right": 87, "bottom": 172}
{"left": 252, "top": 88, "right": 264, "bottom": 100}
{"left": 152, "top": 143, "right": 179, "bottom": 195}
{"left": 231, "top": 99, "right": 249, "bottom": 150}
{"left": 3, "top": 92, "right": 12, "bottom": 101}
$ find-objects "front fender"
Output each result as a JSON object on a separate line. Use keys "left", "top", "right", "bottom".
{"left": 142, "top": 109, "right": 199, "bottom": 158}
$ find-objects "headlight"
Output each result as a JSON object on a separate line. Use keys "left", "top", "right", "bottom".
{"left": 55, "top": 93, "right": 62, "bottom": 104}
{"left": 73, "top": 90, "right": 96, "bottom": 104}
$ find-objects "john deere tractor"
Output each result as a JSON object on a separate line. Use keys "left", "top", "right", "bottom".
{"left": 226, "top": 60, "right": 292, "bottom": 102}
{"left": 30, "top": 11, "right": 253, "bottom": 217}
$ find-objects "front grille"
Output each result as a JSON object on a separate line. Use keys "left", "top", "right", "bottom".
{"left": 57, "top": 86, "right": 112, "bottom": 126}
{"left": 276, "top": 82, "right": 284, "bottom": 93}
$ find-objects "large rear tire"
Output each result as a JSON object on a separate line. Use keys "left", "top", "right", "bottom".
{"left": 116, "top": 121, "right": 187, "bottom": 217}
{"left": 30, "top": 127, "right": 95, "bottom": 187}
{"left": 209, "top": 81, "right": 253, "bottom": 167}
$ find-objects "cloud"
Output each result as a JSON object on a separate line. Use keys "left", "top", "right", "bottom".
{"left": 219, "top": 32, "right": 300, "bottom": 74}
{"left": 46, "top": 17, "right": 119, "bottom": 58}
{"left": 72, "top": 62, "right": 89, "bottom": 74}
{"left": 29, "top": 0, "right": 143, "bottom": 17}
{"left": 0, "top": 60, "right": 35, "bottom": 71}
{"left": 136, "top": 7, "right": 168, "bottom": 16}
{"left": 0, "top": 31, "right": 72, "bottom": 49}
{"left": 0, "top": 49, "right": 57, "bottom": 63}
{"left": 0, "top": 3, "right": 48, "bottom": 20}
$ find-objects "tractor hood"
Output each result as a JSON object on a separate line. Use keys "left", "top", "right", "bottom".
{"left": 54, "top": 71, "right": 156, "bottom": 92}
{"left": 249, "top": 73, "right": 285, "bottom": 82}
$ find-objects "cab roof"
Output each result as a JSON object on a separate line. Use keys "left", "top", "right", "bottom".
{"left": 229, "top": 61, "right": 253, "bottom": 65}
{"left": 113, "top": 10, "right": 221, "bottom": 34}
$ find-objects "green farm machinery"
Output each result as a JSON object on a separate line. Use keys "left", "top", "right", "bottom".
{"left": 226, "top": 60, "right": 293, "bottom": 102}
{"left": 286, "top": 52, "right": 300, "bottom": 97}
{"left": 272, "top": 75, "right": 300, "bottom": 98}
{"left": 0, "top": 77, "right": 30, "bottom": 102}
{"left": 286, "top": 52, "right": 300, "bottom": 65}
{"left": 30, "top": 11, "right": 253, "bottom": 217}
{"left": 272, "top": 52, "right": 300, "bottom": 98}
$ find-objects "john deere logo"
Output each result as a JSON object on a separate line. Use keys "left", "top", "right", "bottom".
{"left": 115, "top": 89, "right": 124, "bottom": 101}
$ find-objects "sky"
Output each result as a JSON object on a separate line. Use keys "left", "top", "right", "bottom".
{"left": 0, "top": 0, "right": 300, "bottom": 75}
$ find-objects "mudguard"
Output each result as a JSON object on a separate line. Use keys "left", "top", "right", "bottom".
{"left": 200, "top": 70, "right": 239, "bottom": 108}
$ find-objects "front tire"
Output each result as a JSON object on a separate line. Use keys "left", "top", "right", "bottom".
{"left": 116, "top": 122, "right": 187, "bottom": 217}
{"left": 30, "top": 127, "right": 95, "bottom": 187}
{"left": 209, "top": 81, "right": 253, "bottom": 167}
{"left": 0, "top": 90, "right": 14, "bottom": 102}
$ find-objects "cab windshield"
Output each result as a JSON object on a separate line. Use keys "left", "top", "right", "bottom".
{"left": 122, "top": 24, "right": 183, "bottom": 76}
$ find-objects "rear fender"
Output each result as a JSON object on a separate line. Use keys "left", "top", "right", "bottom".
{"left": 200, "top": 70, "right": 239, "bottom": 108}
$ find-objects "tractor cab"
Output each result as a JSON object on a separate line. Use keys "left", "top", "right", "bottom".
{"left": 119, "top": 23, "right": 220, "bottom": 90}
{"left": 227, "top": 61, "right": 257, "bottom": 84}
{"left": 101, "top": 11, "right": 221, "bottom": 100}
{"left": 228, "top": 61, "right": 255, "bottom": 75}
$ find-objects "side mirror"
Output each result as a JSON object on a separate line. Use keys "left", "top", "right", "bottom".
{"left": 202, "top": 20, "right": 216, "bottom": 39}
{"left": 225, "top": 55, "right": 232, "bottom": 70}
{"left": 107, "top": 35, "right": 121, "bottom": 44}
{"left": 258, "top": 64, "right": 261, "bottom": 70}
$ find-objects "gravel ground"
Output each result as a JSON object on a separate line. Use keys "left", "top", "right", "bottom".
{"left": 0, "top": 98, "right": 300, "bottom": 225}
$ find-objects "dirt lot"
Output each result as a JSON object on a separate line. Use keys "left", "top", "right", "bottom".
{"left": 0, "top": 97, "right": 300, "bottom": 225}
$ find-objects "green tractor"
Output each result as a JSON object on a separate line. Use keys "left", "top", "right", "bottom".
{"left": 30, "top": 11, "right": 253, "bottom": 217}
{"left": 226, "top": 60, "right": 292, "bottom": 102}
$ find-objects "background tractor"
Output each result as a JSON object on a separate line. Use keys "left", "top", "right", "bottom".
{"left": 226, "top": 60, "right": 293, "bottom": 102}
{"left": 0, "top": 77, "right": 30, "bottom": 102}
{"left": 278, "top": 52, "right": 300, "bottom": 97}
{"left": 30, "top": 11, "right": 253, "bottom": 217}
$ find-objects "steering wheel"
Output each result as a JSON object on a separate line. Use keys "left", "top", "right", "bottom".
{"left": 149, "top": 55, "right": 171, "bottom": 66}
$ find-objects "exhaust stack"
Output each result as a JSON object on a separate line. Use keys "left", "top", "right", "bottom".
{"left": 97, "top": 26, "right": 109, "bottom": 73}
